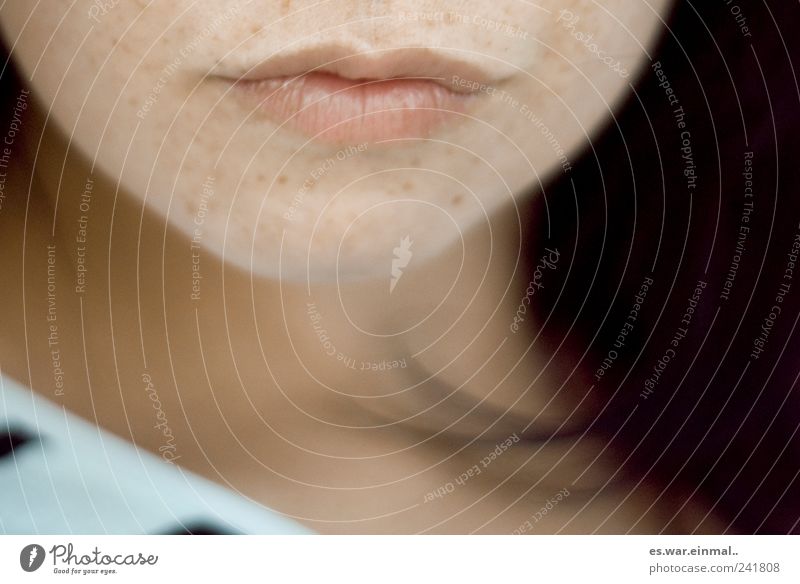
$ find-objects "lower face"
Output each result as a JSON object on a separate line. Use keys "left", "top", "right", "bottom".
{"left": 0, "top": 0, "right": 673, "bottom": 281}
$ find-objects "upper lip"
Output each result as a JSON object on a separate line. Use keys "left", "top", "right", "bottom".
{"left": 211, "top": 44, "right": 512, "bottom": 94}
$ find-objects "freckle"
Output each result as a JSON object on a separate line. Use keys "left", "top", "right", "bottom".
{"left": 451, "top": 194, "right": 463, "bottom": 205}
{"left": 281, "top": 0, "right": 291, "bottom": 15}
{"left": 250, "top": 24, "right": 262, "bottom": 35}
{"left": 277, "top": 175, "right": 288, "bottom": 185}
{"left": 410, "top": 157, "right": 421, "bottom": 167}
{"left": 402, "top": 181, "right": 414, "bottom": 191}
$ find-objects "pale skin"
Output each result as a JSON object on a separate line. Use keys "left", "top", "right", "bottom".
{"left": 0, "top": 1, "right": 724, "bottom": 533}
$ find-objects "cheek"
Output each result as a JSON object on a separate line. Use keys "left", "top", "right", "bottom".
{"left": 0, "top": 2, "right": 250, "bottom": 167}
{"left": 0, "top": 2, "right": 186, "bottom": 183}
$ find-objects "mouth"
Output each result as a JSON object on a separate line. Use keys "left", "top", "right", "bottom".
{"left": 214, "top": 47, "right": 507, "bottom": 144}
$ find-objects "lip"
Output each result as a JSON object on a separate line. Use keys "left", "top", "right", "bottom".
{"left": 214, "top": 47, "right": 507, "bottom": 143}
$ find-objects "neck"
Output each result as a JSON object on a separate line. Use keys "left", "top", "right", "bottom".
{"left": 1, "top": 103, "right": 640, "bottom": 534}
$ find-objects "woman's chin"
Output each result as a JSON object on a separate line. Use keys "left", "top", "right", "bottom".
{"left": 216, "top": 239, "right": 433, "bottom": 284}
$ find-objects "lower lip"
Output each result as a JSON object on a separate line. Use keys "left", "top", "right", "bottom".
{"left": 231, "top": 73, "right": 474, "bottom": 143}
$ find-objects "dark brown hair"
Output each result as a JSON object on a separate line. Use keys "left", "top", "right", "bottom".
{"left": 532, "top": 1, "right": 800, "bottom": 533}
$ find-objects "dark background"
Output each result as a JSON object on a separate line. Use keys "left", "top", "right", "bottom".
{"left": 532, "top": 1, "right": 800, "bottom": 533}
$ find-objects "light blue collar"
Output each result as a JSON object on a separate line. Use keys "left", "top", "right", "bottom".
{"left": 0, "top": 374, "right": 312, "bottom": 535}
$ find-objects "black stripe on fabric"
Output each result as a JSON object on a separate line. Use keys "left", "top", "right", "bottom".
{"left": 0, "top": 427, "right": 33, "bottom": 459}
{"left": 158, "top": 522, "right": 239, "bottom": 535}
